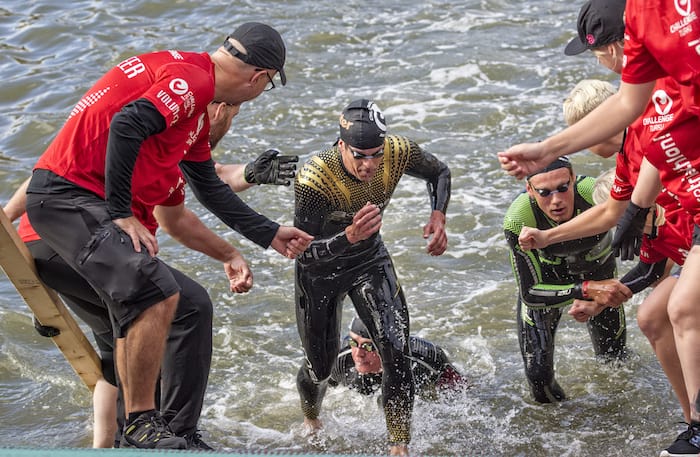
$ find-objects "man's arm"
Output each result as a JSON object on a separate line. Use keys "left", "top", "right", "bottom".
{"left": 106, "top": 99, "right": 167, "bottom": 256}
{"left": 519, "top": 198, "right": 627, "bottom": 251}
{"left": 404, "top": 141, "right": 451, "bottom": 256}
{"left": 612, "top": 158, "right": 663, "bottom": 260}
{"left": 179, "top": 158, "right": 280, "bottom": 248}
{"left": 631, "top": 158, "right": 663, "bottom": 208}
{"left": 215, "top": 149, "right": 299, "bottom": 191}
{"left": 498, "top": 81, "right": 656, "bottom": 179}
{"left": 3, "top": 177, "right": 30, "bottom": 222}
{"left": 295, "top": 194, "right": 382, "bottom": 266}
{"left": 153, "top": 203, "right": 252, "bottom": 293}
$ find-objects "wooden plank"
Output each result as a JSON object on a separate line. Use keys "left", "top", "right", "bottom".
{"left": 0, "top": 207, "right": 102, "bottom": 390}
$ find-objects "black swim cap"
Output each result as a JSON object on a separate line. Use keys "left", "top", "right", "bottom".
{"left": 349, "top": 317, "right": 371, "bottom": 339}
{"left": 527, "top": 156, "right": 573, "bottom": 179}
{"left": 339, "top": 99, "right": 387, "bottom": 149}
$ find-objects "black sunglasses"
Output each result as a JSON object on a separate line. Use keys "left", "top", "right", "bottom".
{"left": 528, "top": 179, "right": 572, "bottom": 198}
{"left": 348, "top": 338, "right": 376, "bottom": 352}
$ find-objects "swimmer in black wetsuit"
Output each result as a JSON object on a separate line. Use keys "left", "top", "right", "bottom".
{"left": 503, "top": 157, "right": 633, "bottom": 403}
{"left": 293, "top": 99, "right": 451, "bottom": 456}
{"left": 329, "top": 317, "right": 467, "bottom": 401}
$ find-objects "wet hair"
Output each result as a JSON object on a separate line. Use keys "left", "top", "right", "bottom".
{"left": 563, "top": 79, "right": 617, "bottom": 126}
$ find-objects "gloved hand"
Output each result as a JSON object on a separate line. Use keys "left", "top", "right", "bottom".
{"left": 244, "top": 149, "right": 298, "bottom": 186}
{"left": 612, "top": 202, "right": 650, "bottom": 261}
{"left": 33, "top": 316, "right": 60, "bottom": 337}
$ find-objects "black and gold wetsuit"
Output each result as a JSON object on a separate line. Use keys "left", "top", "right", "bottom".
{"left": 503, "top": 176, "right": 627, "bottom": 403}
{"left": 294, "top": 134, "right": 450, "bottom": 446}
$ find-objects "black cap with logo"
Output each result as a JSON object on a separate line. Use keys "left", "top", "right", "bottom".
{"left": 338, "top": 99, "right": 387, "bottom": 149}
{"left": 226, "top": 22, "right": 287, "bottom": 85}
{"left": 564, "top": 0, "right": 626, "bottom": 56}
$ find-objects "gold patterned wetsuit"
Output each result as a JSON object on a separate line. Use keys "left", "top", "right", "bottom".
{"left": 294, "top": 134, "right": 450, "bottom": 446}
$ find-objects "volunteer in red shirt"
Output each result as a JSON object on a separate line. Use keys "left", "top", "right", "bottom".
{"left": 23, "top": 22, "right": 311, "bottom": 450}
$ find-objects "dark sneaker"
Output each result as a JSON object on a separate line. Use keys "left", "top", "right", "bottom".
{"left": 121, "top": 411, "right": 187, "bottom": 449}
{"left": 660, "top": 422, "right": 700, "bottom": 457}
{"left": 184, "top": 430, "right": 214, "bottom": 451}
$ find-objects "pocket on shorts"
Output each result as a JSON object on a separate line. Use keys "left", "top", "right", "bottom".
{"left": 76, "top": 224, "right": 158, "bottom": 304}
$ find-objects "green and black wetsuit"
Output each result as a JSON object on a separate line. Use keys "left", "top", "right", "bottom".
{"left": 503, "top": 175, "right": 626, "bottom": 403}
{"left": 294, "top": 134, "right": 450, "bottom": 446}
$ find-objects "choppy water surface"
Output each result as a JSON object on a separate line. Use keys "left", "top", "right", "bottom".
{"left": 0, "top": 1, "right": 680, "bottom": 455}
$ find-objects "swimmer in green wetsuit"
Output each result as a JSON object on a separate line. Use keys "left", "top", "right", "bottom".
{"left": 503, "top": 156, "right": 632, "bottom": 403}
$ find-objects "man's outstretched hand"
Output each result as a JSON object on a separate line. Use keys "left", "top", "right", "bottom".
{"left": 244, "top": 149, "right": 299, "bottom": 186}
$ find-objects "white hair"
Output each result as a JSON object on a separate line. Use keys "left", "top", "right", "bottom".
{"left": 563, "top": 79, "right": 617, "bottom": 126}
{"left": 593, "top": 168, "right": 616, "bottom": 205}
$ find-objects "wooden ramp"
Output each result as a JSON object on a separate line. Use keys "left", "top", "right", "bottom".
{"left": 0, "top": 208, "right": 102, "bottom": 390}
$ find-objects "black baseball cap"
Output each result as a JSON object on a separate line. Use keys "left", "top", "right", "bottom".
{"left": 338, "top": 99, "right": 387, "bottom": 149}
{"left": 564, "top": 0, "right": 626, "bottom": 56}
{"left": 225, "top": 22, "right": 287, "bottom": 85}
{"left": 349, "top": 317, "right": 371, "bottom": 339}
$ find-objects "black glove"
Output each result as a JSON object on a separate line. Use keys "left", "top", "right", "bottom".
{"left": 244, "top": 149, "right": 298, "bottom": 186}
{"left": 612, "top": 202, "right": 650, "bottom": 261}
{"left": 33, "top": 316, "right": 60, "bottom": 338}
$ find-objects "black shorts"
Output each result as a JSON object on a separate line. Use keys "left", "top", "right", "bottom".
{"left": 26, "top": 174, "right": 180, "bottom": 338}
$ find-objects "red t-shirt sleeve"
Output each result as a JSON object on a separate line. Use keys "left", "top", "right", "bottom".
{"left": 622, "top": 3, "right": 667, "bottom": 84}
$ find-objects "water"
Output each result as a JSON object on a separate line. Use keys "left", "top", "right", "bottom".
{"left": 0, "top": 1, "right": 681, "bottom": 455}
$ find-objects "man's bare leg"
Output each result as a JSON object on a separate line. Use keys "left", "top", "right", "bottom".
{"left": 117, "top": 293, "right": 180, "bottom": 414}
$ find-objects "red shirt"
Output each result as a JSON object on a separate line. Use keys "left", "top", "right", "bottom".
{"left": 611, "top": 77, "right": 693, "bottom": 265}
{"left": 34, "top": 50, "right": 215, "bottom": 207}
{"left": 623, "top": 0, "right": 700, "bottom": 116}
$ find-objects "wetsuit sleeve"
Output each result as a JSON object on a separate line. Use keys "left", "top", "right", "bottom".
{"left": 404, "top": 140, "right": 451, "bottom": 214}
{"left": 294, "top": 173, "right": 354, "bottom": 265}
{"left": 409, "top": 337, "right": 451, "bottom": 378}
{"left": 179, "top": 159, "right": 279, "bottom": 248}
{"left": 503, "top": 195, "right": 584, "bottom": 309}
{"left": 105, "top": 98, "right": 166, "bottom": 219}
{"left": 297, "top": 230, "right": 353, "bottom": 265}
{"left": 619, "top": 259, "right": 667, "bottom": 294}
{"left": 329, "top": 348, "right": 355, "bottom": 388}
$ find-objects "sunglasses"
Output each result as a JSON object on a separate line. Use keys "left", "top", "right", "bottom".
{"left": 347, "top": 144, "right": 384, "bottom": 160}
{"left": 348, "top": 338, "right": 376, "bottom": 352}
{"left": 528, "top": 179, "right": 572, "bottom": 198}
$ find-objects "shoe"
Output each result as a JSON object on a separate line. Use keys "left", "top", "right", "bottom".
{"left": 660, "top": 422, "right": 700, "bottom": 456}
{"left": 120, "top": 411, "right": 187, "bottom": 449}
{"left": 184, "top": 430, "right": 214, "bottom": 451}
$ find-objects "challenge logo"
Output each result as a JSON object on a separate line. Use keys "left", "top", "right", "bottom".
{"left": 670, "top": 0, "right": 697, "bottom": 35}
{"left": 652, "top": 90, "right": 673, "bottom": 115}
{"left": 643, "top": 90, "right": 675, "bottom": 131}
{"left": 169, "top": 78, "right": 189, "bottom": 96}
{"left": 675, "top": 0, "right": 692, "bottom": 17}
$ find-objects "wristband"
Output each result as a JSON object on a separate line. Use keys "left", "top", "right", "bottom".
{"left": 582, "top": 281, "right": 589, "bottom": 299}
